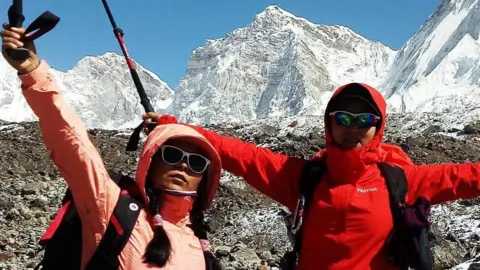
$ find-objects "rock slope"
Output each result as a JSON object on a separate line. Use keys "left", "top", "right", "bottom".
{"left": 1, "top": 117, "right": 480, "bottom": 269}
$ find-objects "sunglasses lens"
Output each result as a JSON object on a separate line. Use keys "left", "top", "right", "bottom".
{"left": 335, "top": 112, "right": 353, "bottom": 126}
{"left": 162, "top": 146, "right": 184, "bottom": 164}
{"left": 188, "top": 154, "right": 209, "bottom": 173}
{"left": 161, "top": 145, "right": 209, "bottom": 173}
{"left": 356, "top": 114, "right": 376, "bottom": 128}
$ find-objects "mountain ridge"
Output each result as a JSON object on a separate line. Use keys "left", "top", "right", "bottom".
{"left": 167, "top": 4, "right": 396, "bottom": 124}
{"left": 0, "top": 52, "right": 174, "bottom": 129}
{"left": 3, "top": 2, "right": 480, "bottom": 131}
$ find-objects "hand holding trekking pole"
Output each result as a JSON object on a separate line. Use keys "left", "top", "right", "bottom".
{"left": 1, "top": 23, "right": 39, "bottom": 74}
{"left": 142, "top": 112, "right": 162, "bottom": 124}
{"left": 142, "top": 112, "right": 163, "bottom": 134}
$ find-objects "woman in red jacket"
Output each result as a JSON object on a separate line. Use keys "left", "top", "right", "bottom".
{"left": 144, "top": 83, "right": 480, "bottom": 270}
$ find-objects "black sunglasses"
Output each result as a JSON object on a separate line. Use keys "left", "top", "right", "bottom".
{"left": 159, "top": 145, "right": 210, "bottom": 174}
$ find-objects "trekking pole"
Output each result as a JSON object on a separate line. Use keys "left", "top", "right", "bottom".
{"left": 6, "top": 0, "right": 60, "bottom": 61}
{"left": 100, "top": 0, "right": 156, "bottom": 151}
{"left": 100, "top": 0, "right": 154, "bottom": 113}
{"left": 7, "top": 0, "right": 28, "bottom": 60}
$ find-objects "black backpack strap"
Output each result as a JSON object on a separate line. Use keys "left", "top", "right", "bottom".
{"left": 377, "top": 162, "right": 409, "bottom": 270}
{"left": 291, "top": 159, "right": 327, "bottom": 263}
{"left": 378, "top": 162, "right": 434, "bottom": 270}
{"left": 377, "top": 162, "right": 407, "bottom": 224}
{"left": 84, "top": 173, "right": 144, "bottom": 270}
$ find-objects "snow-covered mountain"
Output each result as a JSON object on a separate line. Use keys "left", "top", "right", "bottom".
{"left": 168, "top": 5, "right": 396, "bottom": 124}
{"left": 382, "top": 0, "right": 480, "bottom": 124}
{"left": 170, "top": 0, "right": 480, "bottom": 127}
{"left": 0, "top": 52, "right": 173, "bottom": 129}
{"left": 1, "top": 0, "right": 480, "bottom": 130}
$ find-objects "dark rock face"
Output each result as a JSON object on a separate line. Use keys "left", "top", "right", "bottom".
{"left": 0, "top": 119, "right": 480, "bottom": 269}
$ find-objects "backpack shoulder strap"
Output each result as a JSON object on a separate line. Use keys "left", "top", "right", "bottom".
{"left": 84, "top": 171, "right": 144, "bottom": 270}
{"left": 109, "top": 169, "right": 143, "bottom": 202}
{"left": 378, "top": 162, "right": 435, "bottom": 270}
{"left": 377, "top": 162, "right": 408, "bottom": 224}
{"left": 299, "top": 159, "right": 327, "bottom": 197}
{"left": 108, "top": 168, "right": 130, "bottom": 186}
{"left": 292, "top": 158, "right": 327, "bottom": 260}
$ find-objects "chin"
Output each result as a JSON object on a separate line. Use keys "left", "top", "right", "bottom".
{"left": 340, "top": 143, "right": 359, "bottom": 150}
{"left": 154, "top": 180, "right": 182, "bottom": 191}
{"left": 165, "top": 182, "right": 185, "bottom": 191}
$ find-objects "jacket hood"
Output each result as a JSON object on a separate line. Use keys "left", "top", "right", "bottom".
{"left": 135, "top": 124, "right": 222, "bottom": 209}
{"left": 315, "top": 83, "right": 413, "bottom": 183}
{"left": 325, "top": 82, "right": 387, "bottom": 148}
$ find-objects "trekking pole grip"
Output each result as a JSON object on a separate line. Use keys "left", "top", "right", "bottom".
{"left": 6, "top": 0, "right": 29, "bottom": 61}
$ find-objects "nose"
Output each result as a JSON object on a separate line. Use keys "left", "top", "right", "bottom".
{"left": 345, "top": 124, "right": 360, "bottom": 132}
{"left": 344, "top": 125, "right": 364, "bottom": 139}
{"left": 174, "top": 157, "right": 189, "bottom": 172}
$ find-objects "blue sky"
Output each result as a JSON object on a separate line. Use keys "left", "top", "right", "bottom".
{"left": 0, "top": 0, "right": 439, "bottom": 88}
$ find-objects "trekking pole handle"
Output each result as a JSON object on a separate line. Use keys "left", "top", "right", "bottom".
{"left": 6, "top": 0, "right": 30, "bottom": 61}
{"left": 9, "top": 0, "right": 24, "bottom": 27}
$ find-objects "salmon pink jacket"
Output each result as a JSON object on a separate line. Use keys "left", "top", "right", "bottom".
{"left": 157, "top": 83, "right": 480, "bottom": 270}
{"left": 19, "top": 60, "right": 222, "bottom": 270}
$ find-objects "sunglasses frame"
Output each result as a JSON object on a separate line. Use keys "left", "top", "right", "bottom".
{"left": 159, "top": 145, "right": 211, "bottom": 174}
{"left": 329, "top": 110, "right": 380, "bottom": 128}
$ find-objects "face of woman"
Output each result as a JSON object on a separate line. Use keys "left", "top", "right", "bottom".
{"left": 329, "top": 98, "right": 380, "bottom": 150}
{"left": 147, "top": 139, "right": 210, "bottom": 192}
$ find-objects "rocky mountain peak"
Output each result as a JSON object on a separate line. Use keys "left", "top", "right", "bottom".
{"left": 0, "top": 52, "right": 173, "bottom": 129}
{"left": 167, "top": 6, "right": 394, "bottom": 124}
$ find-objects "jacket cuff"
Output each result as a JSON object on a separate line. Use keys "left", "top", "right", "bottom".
{"left": 18, "top": 60, "right": 50, "bottom": 87}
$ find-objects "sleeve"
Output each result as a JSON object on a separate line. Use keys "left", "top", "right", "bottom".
{"left": 403, "top": 162, "right": 480, "bottom": 205}
{"left": 20, "top": 60, "right": 119, "bottom": 236}
{"left": 157, "top": 115, "right": 307, "bottom": 210}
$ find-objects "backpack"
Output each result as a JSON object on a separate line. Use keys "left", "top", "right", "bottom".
{"left": 34, "top": 169, "right": 144, "bottom": 270}
{"left": 279, "top": 160, "right": 434, "bottom": 270}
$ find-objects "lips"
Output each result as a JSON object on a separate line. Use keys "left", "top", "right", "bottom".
{"left": 170, "top": 173, "right": 187, "bottom": 182}
{"left": 342, "top": 138, "right": 361, "bottom": 148}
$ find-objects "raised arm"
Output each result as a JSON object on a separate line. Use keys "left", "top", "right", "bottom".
{"left": 1, "top": 24, "right": 119, "bottom": 237}
{"left": 403, "top": 163, "right": 480, "bottom": 205}
{"left": 19, "top": 60, "right": 119, "bottom": 224}
{"left": 155, "top": 115, "right": 307, "bottom": 210}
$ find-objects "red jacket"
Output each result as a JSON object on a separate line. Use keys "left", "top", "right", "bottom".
{"left": 158, "top": 83, "right": 480, "bottom": 270}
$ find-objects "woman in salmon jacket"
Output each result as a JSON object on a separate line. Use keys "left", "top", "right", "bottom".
{"left": 1, "top": 25, "right": 223, "bottom": 270}
{"left": 146, "top": 71, "right": 480, "bottom": 268}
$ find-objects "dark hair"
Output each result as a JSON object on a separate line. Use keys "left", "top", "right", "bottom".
{"left": 143, "top": 173, "right": 222, "bottom": 269}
